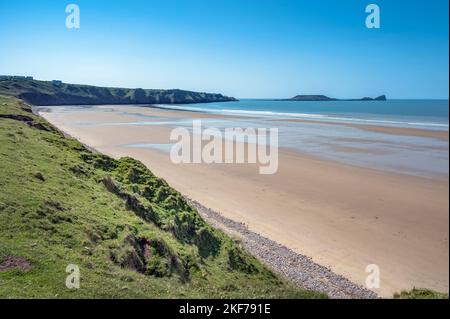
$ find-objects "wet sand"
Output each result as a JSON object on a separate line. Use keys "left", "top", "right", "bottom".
{"left": 274, "top": 118, "right": 449, "bottom": 140}
{"left": 39, "top": 106, "right": 449, "bottom": 297}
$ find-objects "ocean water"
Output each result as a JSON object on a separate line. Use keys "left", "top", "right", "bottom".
{"left": 41, "top": 99, "right": 449, "bottom": 179}
{"left": 150, "top": 99, "right": 449, "bottom": 178}
{"left": 153, "top": 99, "right": 449, "bottom": 130}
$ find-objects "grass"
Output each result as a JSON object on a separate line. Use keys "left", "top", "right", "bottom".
{"left": 394, "top": 288, "right": 449, "bottom": 299}
{"left": 0, "top": 94, "right": 324, "bottom": 299}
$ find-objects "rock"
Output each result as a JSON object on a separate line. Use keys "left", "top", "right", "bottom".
{"left": 34, "top": 172, "right": 45, "bottom": 181}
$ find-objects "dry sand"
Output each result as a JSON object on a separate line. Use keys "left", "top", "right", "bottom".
{"left": 40, "top": 107, "right": 449, "bottom": 297}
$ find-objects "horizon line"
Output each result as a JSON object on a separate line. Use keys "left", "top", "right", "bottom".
{"left": 1, "top": 75, "right": 449, "bottom": 101}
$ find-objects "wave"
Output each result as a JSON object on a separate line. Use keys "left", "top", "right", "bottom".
{"left": 153, "top": 104, "right": 449, "bottom": 129}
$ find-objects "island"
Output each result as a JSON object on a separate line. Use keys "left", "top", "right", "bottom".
{"left": 283, "top": 94, "right": 387, "bottom": 101}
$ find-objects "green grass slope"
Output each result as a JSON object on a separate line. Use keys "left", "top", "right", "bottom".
{"left": 394, "top": 288, "right": 449, "bottom": 299}
{"left": 0, "top": 79, "right": 237, "bottom": 106}
{"left": 0, "top": 95, "right": 323, "bottom": 299}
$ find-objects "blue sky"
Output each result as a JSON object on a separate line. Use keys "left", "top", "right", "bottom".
{"left": 0, "top": 0, "right": 448, "bottom": 98}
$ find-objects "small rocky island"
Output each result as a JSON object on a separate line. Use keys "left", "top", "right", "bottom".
{"left": 285, "top": 94, "right": 387, "bottom": 101}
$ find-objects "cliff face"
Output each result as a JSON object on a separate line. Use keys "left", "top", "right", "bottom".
{"left": 0, "top": 80, "right": 237, "bottom": 106}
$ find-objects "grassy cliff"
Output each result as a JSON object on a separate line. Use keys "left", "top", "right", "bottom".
{"left": 0, "top": 95, "right": 323, "bottom": 298}
{"left": 0, "top": 79, "right": 237, "bottom": 106}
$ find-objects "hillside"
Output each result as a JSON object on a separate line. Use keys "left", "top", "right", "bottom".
{"left": 0, "top": 79, "right": 237, "bottom": 106}
{"left": 0, "top": 94, "right": 323, "bottom": 298}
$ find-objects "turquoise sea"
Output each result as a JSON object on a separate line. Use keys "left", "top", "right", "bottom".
{"left": 155, "top": 99, "right": 449, "bottom": 130}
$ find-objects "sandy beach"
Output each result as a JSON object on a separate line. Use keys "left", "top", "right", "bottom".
{"left": 39, "top": 105, "right": 449, "bottom": 297}
{"left": 275, "top": 118, "right": 449, "bottom": 140}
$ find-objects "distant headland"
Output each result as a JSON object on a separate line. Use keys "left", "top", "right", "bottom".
{"left": 0, "top": 76, "right": 237, "bottom": 105}
{"left": 282, "top": 94, "right": 387, "bottom": 101}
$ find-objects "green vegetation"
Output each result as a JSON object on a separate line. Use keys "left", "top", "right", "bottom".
{"left": 394, "top": 288, "right": 449, "bottom": 299}
{"left": 0, "top": 95, "right": 323, "bottom": 298}
{"left": 0, "top": 79, "right": 237, "bottom": 106}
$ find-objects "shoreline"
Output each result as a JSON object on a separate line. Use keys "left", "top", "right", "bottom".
{"left": 272, "top": 118, "right": 449, "bottom": 140}
{"left": 38, "top": 105, "right": 449, "bottom": 297}
{"left": 132, "top": 104, "right": 449, "bottom": 140}
{"left": 36, "top": 104, "right": 449, "bottom": 140}
{"left": 187, "top": 197, "right": 378, "bottom": 299}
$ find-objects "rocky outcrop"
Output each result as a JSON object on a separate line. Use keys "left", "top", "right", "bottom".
{"left": 374, "top": 95, "right": 387, "bottom": 101}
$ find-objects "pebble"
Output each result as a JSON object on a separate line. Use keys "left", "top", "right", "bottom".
{"left": 186, "top": 197, "right": 379, "bottom": 299}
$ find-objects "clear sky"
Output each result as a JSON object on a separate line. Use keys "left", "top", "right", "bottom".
{"left": 0, "top": 0, "right": 448, "bottom": 98}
